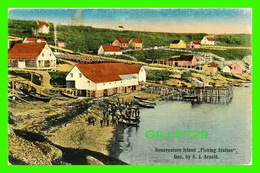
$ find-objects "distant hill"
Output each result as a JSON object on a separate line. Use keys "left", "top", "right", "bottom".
{"left": 8, "top": 19, "right": 252, "bottom": 54}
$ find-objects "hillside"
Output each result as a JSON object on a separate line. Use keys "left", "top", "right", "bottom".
{"left": 8, "top": 19, "right": 251, "bottom": 55}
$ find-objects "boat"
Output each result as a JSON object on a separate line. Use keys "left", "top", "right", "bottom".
{"left": 140, "top": 99, "right": 156, "bottom": 105}
{"left": 234, "top": 84, "right": 242, "bottom": 87}
{"left": 123, "top": 116, "right": 140, "bottom": 122}
{"left": 61, "top": 92, "right": 78, "bottom": 99}
{"left": 27, "top": 92, "right": 52, "bottom": 102}
{"left": 183, "top": 95, "right": 198, "bottom": 99}
{"left": 134, "top": 96, "right": 148, "bottom": 100}
{"left": 118, "top": 119, "right": 139, "bottom": 126}
{"left": 136, "top": 101, "right": 155, "bottom": 108}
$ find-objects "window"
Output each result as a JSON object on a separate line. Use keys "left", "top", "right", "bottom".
{"left": 103, "top": 83, "right": 105, "bottom": 86}
{"left": 88, "top": 81, "right": 90, "bottom": 83}
{"left": 42, "top": 53, "right": 44, "bottom": 57}
{"left": 70, "top": 73, "right": 73, "bottom": 77}
{"left": 109, "top": 83, "right": 111, "bottom": 85}
{"left": 79, "top": 73, "right": 82, "bottom": 78}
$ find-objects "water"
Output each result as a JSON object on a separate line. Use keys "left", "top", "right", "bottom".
{"left": 111, "top": 84, "right": 252, "bottom": 165}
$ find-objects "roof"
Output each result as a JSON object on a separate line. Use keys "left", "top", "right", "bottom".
{"left": 102, "top": 45, "right": 122, "bottom": 52}
{"left": 24, "top": 37, "right": 46, "bottom": 42}
{"left": 8, "top": 43, "right": 46, "bottom": 59}
{"left": 192, "top": 41, "right": 200, "bottom": 45}
{"left": 58, "top": 40, "right": 65, "bottom": 43}
{"left": 206, "top": 37, "right": 215, "bottom": 41}
{"left": 209, "top": 62, "right": 217, "bottom": 67}
{"left": 168, "top": 55, "right": 195, "bottom": 62}
{"left": 76, "top": 63, "right": 143, "bottom": 83}
{"left": 171, "top": 40, "right": 181, "bottom": 44}
{"left": 116, "top": 38, "right": 128, "bottom": 43}
{"left": 131, "top": 38, "right": 143, "bottom": 43}
{"left": 37, "top": 21, "right": 49, "bottom": 27}
{"left": 118, "top": 26, "right": 124, "bottom": 28}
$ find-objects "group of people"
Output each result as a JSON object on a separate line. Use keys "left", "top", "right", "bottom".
{"left": 100, "top": 101, "right": 140, "bottom": 127}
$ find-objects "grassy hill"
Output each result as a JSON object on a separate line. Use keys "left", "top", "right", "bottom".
{"left": 8, "top": 19, "right": 251, "bottom": 55}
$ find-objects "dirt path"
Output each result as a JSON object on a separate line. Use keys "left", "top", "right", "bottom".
{"left": 35, "top": 71, "right": 52, "bottom": 89}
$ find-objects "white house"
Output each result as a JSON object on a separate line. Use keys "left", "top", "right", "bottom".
{"left": 37, "top": 21, "right": 50, "bottom": 34}
{"left": 98, "top": 45, "right": 122, "bottom": 56}
{"left": 66, "top": 63, "right": 146, "bottom": 97}
{"left": 201, "top": 36, "right": 215, "bottom": 45}
{"left": 8, "top": 43, "right": 56, "bottom": 69}
{"left": 23, "top": 37, "right": 46, "bottom": 43}
{"left": 222, "top": 65, "right": 231, "bottom": 73}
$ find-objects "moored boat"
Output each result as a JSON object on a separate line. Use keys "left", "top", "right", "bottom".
{"left": 28, "top": 92, "right": 52, "bottom": 102}
{"left": 136, "top": 101, "right": 155, "bottom": 108}
{"left": 140, "top": 99, "right": 156, "bottom": 105}
{"left": 61, "top": 92, "right": 78, "bottom": 99}
{"left": 118, "top": 119, "right": 139, "bottom": 126}
{"left": 134, "top": 96, "right": 148, "bottom": 100}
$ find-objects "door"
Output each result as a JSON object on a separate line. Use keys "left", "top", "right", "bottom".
{"left": 18, "top": 61, "right": 25, "bottom": 68}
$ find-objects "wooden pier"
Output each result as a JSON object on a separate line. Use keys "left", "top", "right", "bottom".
{"left": 142, "top": 83, "right": 233, "bottom": 104}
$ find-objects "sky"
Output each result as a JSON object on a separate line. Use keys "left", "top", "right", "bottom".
{"left": 8, "top": 8, "right": 252, "bottom": 34}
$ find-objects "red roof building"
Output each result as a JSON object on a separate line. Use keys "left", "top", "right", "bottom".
{"left": 112, "top": 38, "right": 128, "bottom": 49}
{"left": 37, "top": 21, "right": 49, "bottom": 27}
{"left": 8, "top": 43, "right": 56, "bottom": 69}
{"left": 201, "top": 36, "right": 215, "bottom": 45}
{"left": 36, "top": 21, "right": 50, "bottom": 34}
{"left": 128, "top": 38, "right": 143, "bottom": 50}
{"left": 66, "top": 63, "right": 146, "bottom": 97}
{"left": 23, "top": 37, "right": 46, "bottom": 43}
{"left": 168, "top": 55, "right": 198, "bottom": 67}
{"left": 98, "top": 45, "right": 122, "bottom": 56}
{"left": 189, "top": 41, "right": 201, "bottom": 49}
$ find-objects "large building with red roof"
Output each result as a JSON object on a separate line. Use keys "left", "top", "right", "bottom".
{"left": 98, "top": 45, "right": 123, "bottom": 56}
{"left": 66, "top": 63, "right": 146, "bottom": 97}
{"left": 8, "top": 43, "right": 56, "bottom": 69}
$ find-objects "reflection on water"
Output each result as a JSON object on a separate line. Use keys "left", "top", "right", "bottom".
{"left": 110, "top": 84, "right": 252, "bottom": 165}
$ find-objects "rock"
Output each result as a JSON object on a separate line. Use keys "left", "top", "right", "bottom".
{"left": 86, "top": 156, "right": 105, "bottom": 165}
{"left": 8, "top": 124, "right": 15, "bottom": 135}
{"left": 33, "top": 141, "right": 62, "bottom": 162}
{"left": 9, "top": 134, "right": 52, "bottom": 165}
{"left": 242, "top": 55, "right": 252, "bottom": 66}
{"left": 8, "top": 134, "right": 62, "bottom": 165}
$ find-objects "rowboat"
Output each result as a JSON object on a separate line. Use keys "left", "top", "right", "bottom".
{"left": 134, "top": 96, "right": 148, "bottom": 100}
{"left": 61, "top": 92, "right": 78, "bottom": 99}
{"left": 140, "top": 99, "right": 156, "bottom": 105}
{"left": 28, "top": 92, "right": 52, "bottom": 102}
{"left": 21, "top": 89, "right": 51, "bottom": 102}
{"left": 136, "top": 101, "right": 155, "bottom": 108}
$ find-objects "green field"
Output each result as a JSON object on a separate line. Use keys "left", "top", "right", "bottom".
{"left": 126, "top": 49, "right": 251, "bottom": 62}
{"left": 9, "top": 19, "right": 251, "bottom": 57}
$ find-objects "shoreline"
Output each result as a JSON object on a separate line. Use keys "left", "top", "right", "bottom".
{"left": 8, "top": 81, "right": 250, "bottom": 165}
{"left": 8, "top": 91, "right": 161, "bottom": 165}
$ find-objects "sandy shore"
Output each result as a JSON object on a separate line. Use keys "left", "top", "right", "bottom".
{"left": 9, "top": 91, "right": 161, "bottom": 164}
